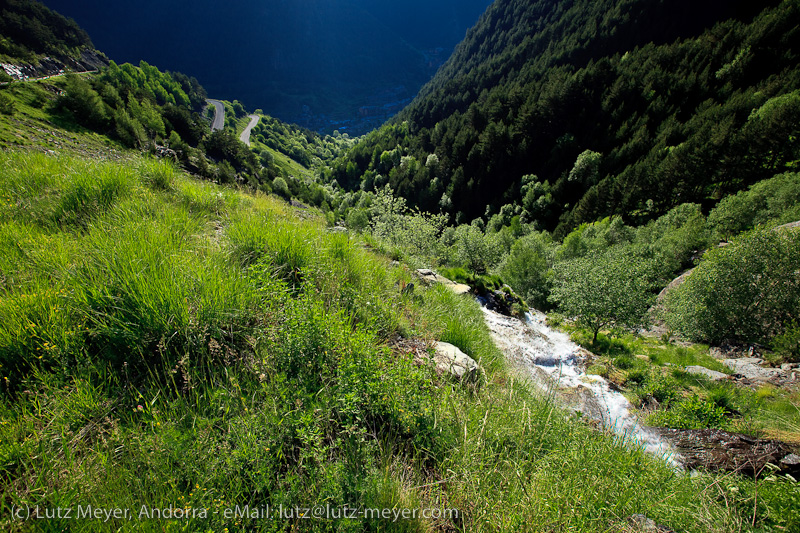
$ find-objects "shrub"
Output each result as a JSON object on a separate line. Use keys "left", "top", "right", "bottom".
{"left": 497, "top": 231, "right": 554, "bottom": 310}
{"left": 708, "top": 172, "right": 800, "bottom": 241}
{"left": 550, "top": 247, "right": 658, "bottom": 343}
{"left": 0, "top": 92, "right": 15, "bottom": 115}
{"left": 649, "top": 395, "right": 729, "bottom": 430}
{"left": 772, "top": 321, "right": 800, "bottom": 363}
{"left": 271, "top": 177, "right": 290, "bottom": 198}
{"left": 664, "top": 227, "right": 800, "bottom": 345}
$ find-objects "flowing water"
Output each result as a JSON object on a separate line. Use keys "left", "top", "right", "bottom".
{"left": 481, "top": 306, "right": 677, "bottom": 464}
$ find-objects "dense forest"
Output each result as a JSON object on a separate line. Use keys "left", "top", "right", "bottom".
{"left": 329, "top": 0, "right": 799, "bottom": 237}
{"left": 0, "top": 0, "right": 94, "bottom": 62}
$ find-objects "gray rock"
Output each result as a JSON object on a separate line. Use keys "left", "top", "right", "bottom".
{"left": 433, "top": 342, "right": 483, "bottom": 384}
{"left": 781, "top": 453, "right": 800, "bottom": 468}
{"left": 415, "top": 269, "right": 471, "bottom": 295}
{"left": 684, "top": 365, "right": 729, "bottom": 381}
{"left": 629, "top": 514, "right": 657, "bottom": 531}
{"left": 723, "top": 359, "right": 783, "bottom": 381}
{"left": 735, "top": 357, "right": 765, "bottom": 365}
{"left": 628, "top": 514, "right": 675, "bottom": 533}
{"left": 773, "top": 220, "right": 800, "bottom": 232}
{"left": 782, "top": 363, "right": 798, "bottom": 371}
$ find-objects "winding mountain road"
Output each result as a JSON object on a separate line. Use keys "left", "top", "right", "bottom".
{"left": 206, "top": 99, "right": 225, "bottom": 131}
{"left": 239, "top": 114, "right": 260, "bottom": 146}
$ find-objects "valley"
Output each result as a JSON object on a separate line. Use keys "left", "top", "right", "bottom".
{"left": 0, "top": 0, "right": 799, "bottom": 531}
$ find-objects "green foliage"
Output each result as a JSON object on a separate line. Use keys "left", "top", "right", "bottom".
{"left": 55, "top": 73, "right": 109, "bottom": 130}
{"left": 0, "top": 150, "right": 794, "bottom": 532}
{"left": 634, "top": 203, "right": 710, "bottom": 275}
{"left": 203, "top": 130, "right": 259, "bottom": 176}
{"left": 568, "top": 149, "right": 602, "bottom": 184}
{"left": 0, "top": 0, "right": 93, "bottom": 61}
{"left": 271, "top": 176, "right": 289, "bottom": 198}
{"left": 551, "top": 247, "right": 658, "bottom": 343}
{"left": 771, "top": 321, "right": 800, "bottom": 363}
{"left": 344, "top": 208, "right": 369, "bottom": 232}
{"left": 137, "top": 158, "right": 175, "bottom": 192}
{"left": 450, "top": 223, "right": 501, "bottom": 273}
{"left": 648, "top": 395, "right": 729, "bottom": 430}
{"left": 369, "top": 186, "right": 447, "bottom": 264}
{"left": 0, "top": 92, "right": 15, "bottom": 116}
{"left": 497, "top": 231, "right": 555, "bottom": 310}
{"left": 707, "top": 172, "right": 800, "bottom": 241}
{"left": 664, "top": 227, "right": 800, "bottom": 345}
{"left": 331, "top": 0, "right": 800, "bottom": 235}
{"left": 635, "top": 371, "right": 680, "bottom": 407}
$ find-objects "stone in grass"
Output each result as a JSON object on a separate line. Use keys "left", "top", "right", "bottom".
{"left": 684, "top": 365, "right": 729, "bottom": 381}
{"left": 723, "top": 358, "right": 784, "bottom": 381}
{"left": 629, "top": 514, "right": 675, "bottom": 532}
{"left": 433, "top": 342, "right": 484, "bottom": 385}
{"left": 415, "top": 269, "right": 471, "bottom": 295}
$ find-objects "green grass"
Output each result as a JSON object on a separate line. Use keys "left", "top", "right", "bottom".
{"left": 566, "top": 325, "right": 800, "bottom": 443}
{"left": 0, "top": 150, "right": 797, "bottom": 531}
{"left": 0, "top": 80, "right": 126, "bottom": 155}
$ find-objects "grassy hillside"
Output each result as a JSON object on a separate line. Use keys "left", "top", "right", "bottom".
{"left": 0, "top": 150, "right": 796, "bottom": 531}
{"left": 329, "top": 0, "right": 799, "bottom": 236}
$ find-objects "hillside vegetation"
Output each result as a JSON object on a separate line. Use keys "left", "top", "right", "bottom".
{"left": 0, "top": 2, "right": 799, "bottom": 530}
{"left": 329, "top": 0, "right": 799, "bottom": 236}
{"left": 0, "top": 0, "right": 93, "bottom": 64}
{"left": 1, "top": 150, "right": 797, "bottom": 531}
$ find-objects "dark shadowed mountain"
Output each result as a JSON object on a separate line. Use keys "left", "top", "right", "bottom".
{"left": 39, "top": 0, "right": 492, "bottom": 134}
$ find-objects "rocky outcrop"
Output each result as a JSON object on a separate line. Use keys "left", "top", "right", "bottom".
{"left": 684, "top": 365, "right": 729, "bottom": 381}
{"left": 477, "top": 287, "right": 527, "bottom": 317}
{"left": 652, "top": 428, "right": 799, "bottom": 477}
{"left": 773, "top": 220, "right": 800, "bottom": 232}
{"left": 433, "top": 342, "right": 484, "bottom": 385}
{"left": 723, "top": 358, "right": 785, "bottom": 381}
{"left": 1, "top": 50, "right": 107, "bottom": 81}
{"left": 415, "top": 269, "right": 471, "bottom": 295}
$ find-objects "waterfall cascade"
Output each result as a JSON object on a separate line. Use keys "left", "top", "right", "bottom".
{"left": 481, "top": 306, "right": 678, "bottom": 464}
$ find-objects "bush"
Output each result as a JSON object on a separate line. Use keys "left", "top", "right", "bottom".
{"left": 497, "top": 231, "right": 554, "bottom": 310}
{"left": 451, "top": 224, "right": 502, "bottom": 273}
{"left": 649, "top": 395, "right": 729, "bottom": 430}
{"left": 708, "top": 172, "right": 800, "bottom": 241}
{"left": 664, "top": 227, "right": 800, "bottom": 345}
{"left": 772, "top": 322, "right": 800, "bottom": 363}
{"left": 271, "top": 177, "right": 290, "bottom": 198}
{"left": 550, "top": 247, "right": 658, "bottom": 343}
{"left": 0, "top": 92, "right": 15, "bottom": 115}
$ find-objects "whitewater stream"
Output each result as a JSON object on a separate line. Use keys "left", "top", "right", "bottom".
{"left": 481, "top": 306, "right": 678, "bottom": 465}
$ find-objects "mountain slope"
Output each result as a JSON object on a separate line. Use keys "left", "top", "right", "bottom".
{"left": 0, "top": 0, "right": 107, "bottom": 79}
{"left": 330, "top": 0, "right": 799, "bottom": 235}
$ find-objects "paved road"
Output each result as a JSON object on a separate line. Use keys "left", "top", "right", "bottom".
{"left": 239, "top": 114, "right": 260, "bottom": 146}
{"left": 207, "top": 99, "right": 225, "bottom": 131}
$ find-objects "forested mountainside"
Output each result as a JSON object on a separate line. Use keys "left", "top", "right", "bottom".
{"left": 40, "top": 0, "right": 492, "bottom": 134}
{"left": 329, "top": 0, "right": 799, "bottom": 236}
{"left": 0, "top": 0, "right": 107, "bottom": 77}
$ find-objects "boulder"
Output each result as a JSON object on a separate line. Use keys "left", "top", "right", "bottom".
{"left": 628, "top": 514, "right": 675, "bottom": 533}
{"left": 414, "top": 269, "right": 471, "bottom": 295}
{"left": 684, "top": 365, "right": 729, "bottom": 381}
{"left": 723, "top": 358, "right": 784, "bottom": 381}
{"left": 433, "top": 342, "right": 483, "bottom": 384}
